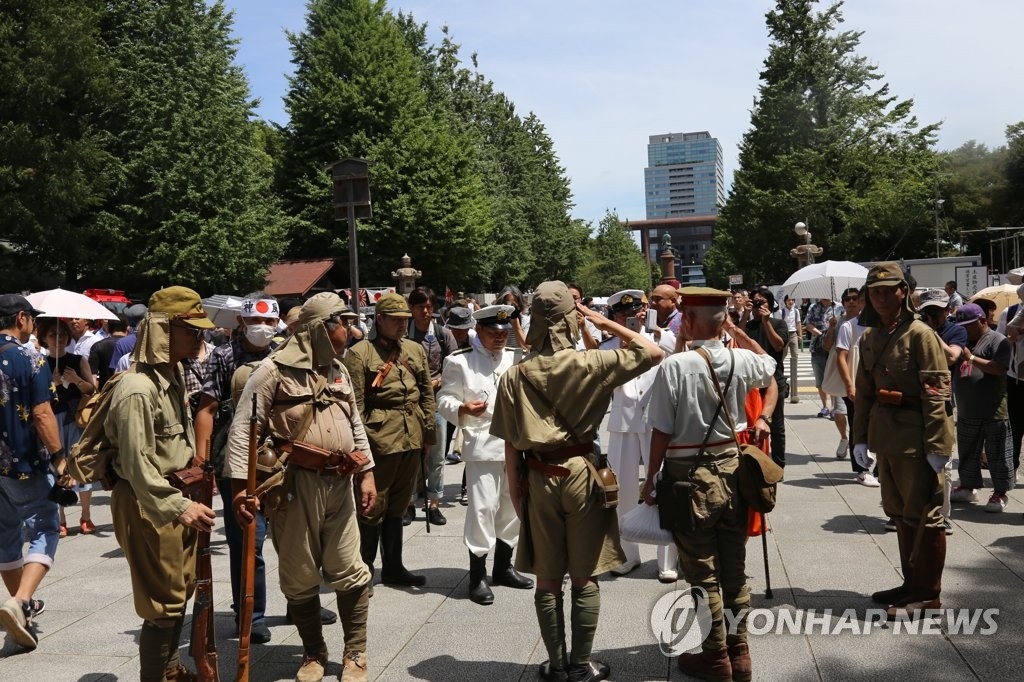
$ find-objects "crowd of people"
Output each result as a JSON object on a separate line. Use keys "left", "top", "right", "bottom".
{"left": 0, "top": 263, "right": 1012, "bottom": 681}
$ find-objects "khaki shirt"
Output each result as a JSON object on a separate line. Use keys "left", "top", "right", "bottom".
{"left": 853, "top": 316, "right": 954, "bottom": 456}
{"left": 223, "top": 358, "right": 373, "bottom": 479}
{"left": 344, "top": 337, "right": 435, "bottom": 455}
{"left": 490, "top": 340, "right": 654, "bottom": 451}
{"left": 106, "top": 364, "right": 194, "bottom": 526}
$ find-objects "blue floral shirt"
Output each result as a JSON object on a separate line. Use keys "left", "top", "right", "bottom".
{"left": 0, "top": 333, "right": 57, "bottom": 478}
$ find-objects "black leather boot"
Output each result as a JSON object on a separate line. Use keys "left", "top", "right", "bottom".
{"left": 379, "top": 516, "right": 426, "bottom": 587}
{"left": 492, "top": 539, "right": 534, "bottom": 589}
{"left": 468, "top": 552, "right": 495, "bottom": 605}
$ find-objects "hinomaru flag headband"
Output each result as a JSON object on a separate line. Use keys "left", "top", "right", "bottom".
{"left": 241, "top": 298, "right": 280, "bottom": 319}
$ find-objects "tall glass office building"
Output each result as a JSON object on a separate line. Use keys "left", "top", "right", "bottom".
{"left": 644, "top": 131, "right": 725, "bottom": 219}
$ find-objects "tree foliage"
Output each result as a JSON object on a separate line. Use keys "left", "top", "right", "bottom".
{"left": 0, "top": 0, "right": 115, "bottom": 290}
{"left": 575, "top": 212, "right": 651, "bottom": 296}
{"left": 95, "top": 0, "right": 288, "bottom": 293}
{"left": 704, "top": 0, "right": 939, "bottom": 286}
{"left": 279, "top": 0, "right": 493, "bottom": 291}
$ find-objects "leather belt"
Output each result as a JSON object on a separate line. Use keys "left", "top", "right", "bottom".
{"left": 529, "top": 442, "right": 593, "bottom": 462}
{"left": 278, "top": 442, "right": 351, "bottom": 477}
{"left": 525, "top": 456, "right": 571, "bottom": 477}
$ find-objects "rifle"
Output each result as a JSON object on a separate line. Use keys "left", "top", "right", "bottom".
{"left": 236, "top": 393, "right": 258, "bottom": 682}
{"left": 760, "top": 511, "right": 773, "bottom": 599}
{"left": 190, "top": 450, "right": 220, "bottom": 681}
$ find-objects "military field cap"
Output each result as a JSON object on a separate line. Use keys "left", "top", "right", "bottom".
{"left": 918, "top": 289, "right": 950, "bottom": 309}
{"left": 676, "top": 286, "right": 732, "bottom": 306}
{"left": 608, "top": 289, "right": 646, "bottom": 313}
{"left": 473, "top": 304, "right": 515, "bottom": 330}
{"left": 298, "top": 291, "right": 354, "bottom": 327}
{"left": 866, "top": 261, "right": 905, "bottom": 287}
{"left": 445, "top": 306, "right": 473, "bottom": 330}
{"left": 531, "top": 281, "right": 574, "bottom": 318}
{"left": 376, "top": 292, "right": 412, "bottom": 317}
{"left": 953, "top": 303, "right": 986, "bottom": 326}
{"left": 284, "top": 306, "right": 302, "bottom": 326}
{"left": 148, "top": 286, "right": 214, "bottom": 328}
{"left": 0, "top": 294, "right": 44, "bottom": 318}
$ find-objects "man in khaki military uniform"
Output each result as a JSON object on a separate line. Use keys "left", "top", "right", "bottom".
{"left": 106, "top": 287, "right": 217, "bottom": 682}
{"left": 491, "top": 281, "right": 665, "bottom": 682}
{"left": 344, "top": 293, "right": 434, "bottom": 588}
{"left": 643, "top": 288, "right": 776, "bottom": 682}
{"left": 226, "top": 292, "right": 376, "bottom": 682}
{"left": 853, "top": 262, "right": 955, "bottom": 620}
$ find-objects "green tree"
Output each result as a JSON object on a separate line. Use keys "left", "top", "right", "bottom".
{"left": 1005, "top": 122, "right": 1024, "bottom": 225}
{"left": 704, "top": 0, "right": 938, "bottom": 287}
{"left": 93, "top": 0, "right": 288, "bottom": 293}
{"left": 279, "top": 0, "right": 491, "bottom": 291}
{"left": 0, "top": 0, "right": 115, "bottom": 290}
{"left": 397, "top": 23, "right": 586, "bottom": 290}
{"left": 575, "top": 212, "right": 651, "bottom": 296}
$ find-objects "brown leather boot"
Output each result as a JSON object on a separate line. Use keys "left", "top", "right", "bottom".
{"left": 727, "top": 642, "right": 752, "bottom": 682}
{"left": 872, "top": 519, "right": 914, "bottom": 604}
{"left": 886, "top": 525, "right": 945, "bottom": 620}
{"left": 677, "top": 648, "right": 732, "bottom": 681}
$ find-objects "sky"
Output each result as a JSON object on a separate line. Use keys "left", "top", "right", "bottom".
{"left": 221, "top": 0, "right": 1024, "bottom": 227}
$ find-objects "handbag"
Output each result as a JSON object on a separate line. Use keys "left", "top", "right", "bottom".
{"left": 695, "top": 348, "right": 784, "bottom": 513}
{"left": 620, "top": 498, "right": 673, "bottom": 545}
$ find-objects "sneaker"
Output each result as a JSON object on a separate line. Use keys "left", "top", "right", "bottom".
{"left": 0, "top": 597, "right": 38, "bottom": 650}
{"left": 657, "top": 569, "right": 678, "bottom": 584}
{"left": 250, "top": 620, "right": 271, "bottom": 644}
{"left": 944, "top": 520, "right": 954, "bottom": 535}
{"left": 836, "top": 438, "right": 849, "bottom": 459}
{"left": 985, "top": 492, "right": 1008, "bottom": 513}
{"left": 950, "top": 486, "right": 979, "bottom": 503}
{"left": 817, "top": 408, "right": 830, "bottom": 418}
{"left": 426, "top": 506, "right": 447, "bottom": 526}
{"left": 458, "top": 488, "right": 468, "bottom": 506}
{"left": 402, "top": 505, "right": 415, "bottom": 526}
{"left": 29, "top": 599, "right": 44, "bottom": 617}
{"left": 883, "top": 517, "right": 897, "bottom": 532}
{"left": 445, "top": 451, "right": 462, "bottom": 464}
{"left": 857, "top": 472, "right": 880, "bottom": 488}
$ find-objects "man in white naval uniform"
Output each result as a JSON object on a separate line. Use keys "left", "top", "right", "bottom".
{"left": 437, "top": 304, "right": 535, "bottom": 605}
{"left": 599, "top": 290, "right": 679, "bottom": 581}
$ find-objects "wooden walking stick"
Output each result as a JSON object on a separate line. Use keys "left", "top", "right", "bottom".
{"left": 760, "top": 511, "right": 773, "bottom": 599}
{"left": 236, "top": 393, "right": 259, "bottom": 682}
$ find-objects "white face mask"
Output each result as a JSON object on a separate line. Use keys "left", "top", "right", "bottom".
{"left": 244, "top": 323, "right": 276, "bottom": 348}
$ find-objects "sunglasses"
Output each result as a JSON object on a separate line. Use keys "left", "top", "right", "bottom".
{"left": 841, "top": 296, "right": 859, "bottom": 303}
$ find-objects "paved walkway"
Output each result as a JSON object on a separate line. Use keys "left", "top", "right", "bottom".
{"left": 2, "top": 357, "right": 1022, "bottom": 680}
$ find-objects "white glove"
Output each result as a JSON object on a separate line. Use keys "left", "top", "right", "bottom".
{"left": 852, "top": 444, "right": 873, "bottom": 469}
{"left": 926, "top": 454, "right": 949, "bottom": 473}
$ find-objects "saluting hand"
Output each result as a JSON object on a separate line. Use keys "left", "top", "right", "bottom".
{"left": 178, "top": 501, "right": 216, "bottom": 533}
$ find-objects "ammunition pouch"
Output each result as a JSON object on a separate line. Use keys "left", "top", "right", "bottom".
{"left": 278, "top": 441, "right": 370, "bottom": 477}
{"left": 166, "top": 465, "right": 206, "bottom": 501}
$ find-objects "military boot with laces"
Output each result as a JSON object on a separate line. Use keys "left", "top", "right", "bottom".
{"left": 295, "top": 648, "right": 328, "bottom": 682}
{"left": 341, "top": 650, "right": 369, "bottom": 682}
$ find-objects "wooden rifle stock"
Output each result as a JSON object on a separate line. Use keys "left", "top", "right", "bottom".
{"left": 237, "top": 393, "right": 259, "bottom": 682}
{"left": 190, "top": 453, "right": 220, "bottom": 681}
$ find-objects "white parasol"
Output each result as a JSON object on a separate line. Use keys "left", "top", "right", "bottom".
{"left": 781, "top": 261, "right": 869, "bottom": 301}
{"left": 201, "top": 294, "right": 246, "bottom": 329}
{"left": 26, "top": 288, "right": 119, "bottom": 321}
{"left": 969, "top": 284, "right": 1020, "bottom": 320}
